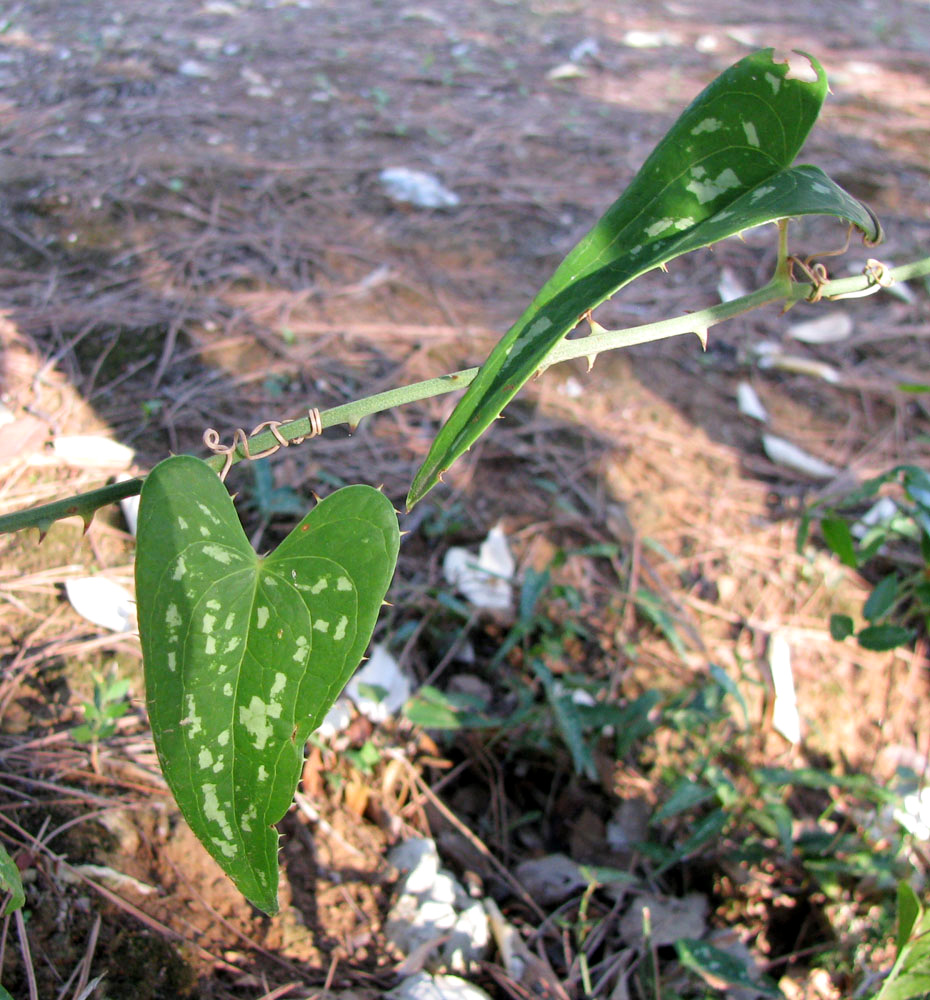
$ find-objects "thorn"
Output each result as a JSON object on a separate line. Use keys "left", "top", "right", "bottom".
{"left": 586, "top": 354, "right": 597, "bottom": 372}
{"left": 311, "top": 491, "right": 322, "bottom": 504}
{"left": 437, "top": 471, "right": 445, "bottom": 483}
{"left": 693, "top": 328, "right": 708, "bottom": 350}
{"left": 398, "top": 529, "right": 411, "bottom": 537}
{"left": 81, "top": 513, "right": 94, "bottom": 535}
{"left": 36, "top": 519, "right": 53, "bottom": 542}
{"left": 587, "top": 317, "right": 607, "bottom": 337}
{"left": 659, "top": 262, "right": 669, "bottom": 273}
{"left": 376, "top": 483, "right": 384, "bottom": 493}
{"left": 381, "top": 600, "right": 393, "bottom": 607}
{"left": 393, "top": 505, "right": 403, "bottom": 515}
{"left": 347, "top": 421, "right": 359, "bottom": 434}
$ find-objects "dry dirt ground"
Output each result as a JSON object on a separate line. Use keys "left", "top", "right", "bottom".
{"left": 1, "top": 0, "right": 929, "bottom": 998}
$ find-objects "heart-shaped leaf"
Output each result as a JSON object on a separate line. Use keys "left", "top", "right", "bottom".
{"left": 135, "top": 456, "right": 399, "bottom": 913}
{"left": 407, "top": 48, "right": 883, "bottom": 508}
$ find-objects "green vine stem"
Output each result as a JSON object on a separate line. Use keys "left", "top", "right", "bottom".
{"left": 2, "top": 254, "right": 929, "bottom": 538}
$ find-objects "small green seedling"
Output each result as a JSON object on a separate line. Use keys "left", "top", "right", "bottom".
{"left": 72, "top": 669, "right": 132, "bottom": 772}
{"left": 801, "top": 464, "right": 930, "bottom": 652}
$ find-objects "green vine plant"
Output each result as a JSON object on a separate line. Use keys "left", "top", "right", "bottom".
{"left": 1, "top": 48, "right": 928, "bottom": 915}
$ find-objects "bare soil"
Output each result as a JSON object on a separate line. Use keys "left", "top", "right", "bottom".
{"left": 1, "top": 1, "right": 929, "bottom": 998}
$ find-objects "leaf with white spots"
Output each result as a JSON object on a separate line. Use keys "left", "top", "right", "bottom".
{"left": 135, "top": 455, "right": 398, "bottom": 913}
{"left": 407, "top": 48, "right": 882, "bottom": 508}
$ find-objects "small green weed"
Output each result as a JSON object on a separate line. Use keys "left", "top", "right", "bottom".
{"left": 72, "top": 670, "right": 130, "bottom": 745}
{"left": 800, "top": 464, "right": 930, "bottom": 651}
{"left": 72, "top": 668, "right": 131, "bottom": 773}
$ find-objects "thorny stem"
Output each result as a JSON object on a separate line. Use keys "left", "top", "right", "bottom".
{"left": 2, "top": 254, "right": 929, "bottom": 537}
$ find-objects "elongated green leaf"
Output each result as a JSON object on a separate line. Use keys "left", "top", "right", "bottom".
{"left": 407, "top": 49, "right": 882, "bottom": 508}
{"left": 676, "top": 939, "right": 783, "bottom": 998}
{"left": 136, "top": 456, "right": 398, "bottom": 913}
{"left": 875, "top": 883, "right": 930, "bottom": 1000}
{"left": 655, "top": 779, "right": 717, "bottom": 822}
{"left": 821, "top": 516, "right": 859, "bottom": 568}
{"left": 895, "top": 882, "right": 922, "bottom": 957}
{"left": 0, "top": 841, "right": 24, "bottom": 916}
{"left": 863, "top": 574, "right": 900, "bottom": 623}
{"left": 857, "top": 623, "right": 914, "bottom": 652}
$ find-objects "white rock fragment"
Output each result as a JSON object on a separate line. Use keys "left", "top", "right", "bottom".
{"left": 315, "top": 643, "right": 412, "bottom": 736}
{"left": 443, "top": 524, "right": 515, "bottom": 612}
{"left": 851, "top": 497, "right": 899, "bottom": 540}
{"left": 762, "top": 434, "right": 839, "bottom": 480}
{"left": 569, "top": 38, "right": 600, "bottom": 63}
{"left": 717, "top": 266, "right": 748, "bottom": 303}
{"left": 116, "top": 473, "right": 140, "bottom": 536}
{"left": 737, "top": 382, "right": 768, "bottom": 423}
{"left": 484, "top": 897, "right": 529, "bottom": 981}
{"left": 178, "top": 58, "right": 215, "bottom": 79}
{"left": 52, "top": 435, "right": 134, "bottom": 470}
{"left": 65, "top": 576, "right": 136, "bottom": 633}
{"left": 895, "top": 787, "right": 930, "bottom": 841}
{"left": 60, "top": 863, "right": 156, "bottom": 895}
{"left": 547, "top": 62, "right": 587, "bottom": 80}
{"left": 757, "top": 351, "right": 840, "bottom": 383}
{"left": 120, "top": 494, "right": 140, "bottom": 536}
{"left": 346, "top": 644, "right": 411, "bottom": 722}
{"left": 391, "top": 837, "right": 440, "bottom": 877}
{"left": 241, "top": 66, "right": 275, "bottom": 98}
{"left": 726, "top": 27, "right": 758, "bottom": 47}
{"left": 380, "top": 168, "right": 460, "bottom": 209}
{"left": 768, "top": 632, "right": 800, "bottom": 744}
{"left": 314, "top": 698, "right": 352, "bottom": 739}
{"left": 621, "top": 30, "right": 681, "bottom": 48}
{"left": 387, "top": 972, "right": 493, "bottom": 1000}
{"left": 787, "top": 312, "right": 853, "bottom": 344}
{"left": 385, "top": 837, "right": 489, "bottom": 973}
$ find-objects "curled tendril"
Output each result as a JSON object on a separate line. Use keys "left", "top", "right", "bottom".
{"left": 788, "top": 224, "right": 857, "bottom": 302}
{"left": 203, "top": 407, "right": 323, "bottom": 481}
{"left": 863, "top": 258, "right": 894, "bottom": 288}
{"left": 788, "top": 256, "right": 831, "bottom": 302}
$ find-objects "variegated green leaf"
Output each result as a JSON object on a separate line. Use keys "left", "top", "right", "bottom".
{"left": 136, "top": 456, "right": 398, "bottom": 913}
{"left": 0, "top": 841, "right": 24, "bottom": 916}
{"left": 407, "top": 49, "right": 882, "bottom": 508}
